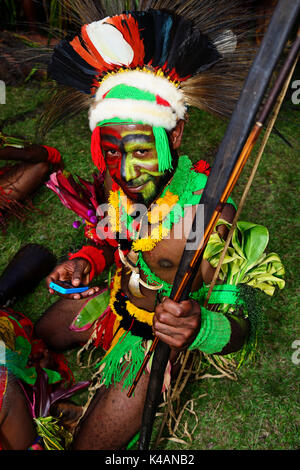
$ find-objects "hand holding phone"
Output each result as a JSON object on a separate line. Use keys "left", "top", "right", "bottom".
{"left": 49, "top": 280, "right": 89, "bottom": 295}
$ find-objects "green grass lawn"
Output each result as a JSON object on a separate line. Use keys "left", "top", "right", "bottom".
{"left": 0, "top": 77, "right": 299, "bottom": 450}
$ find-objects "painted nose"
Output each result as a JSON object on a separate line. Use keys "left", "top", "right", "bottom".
{"left": 122, "top": 154, "right": 139, "bottom": 182}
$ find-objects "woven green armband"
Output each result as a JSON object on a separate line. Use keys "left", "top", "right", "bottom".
{"left": 188, "top": 307, "right": 231, "bottom": 354}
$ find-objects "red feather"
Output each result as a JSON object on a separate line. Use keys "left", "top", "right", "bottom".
{"left": 71, "top": 16, "right": 145, "bottom": 79}
{"left": 70, "top": 36, "right": 102, "bottom": 71}
{"left": 94, "top": 308, "right": 116, "bottom": 351}
{"left": 91, "top": 126, "right": 106, "bottom": 173}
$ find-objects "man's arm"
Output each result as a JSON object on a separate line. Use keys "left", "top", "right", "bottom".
{"left": 46, "top": 242, "right": 117, "bottom": 300}
{"left": 153, "top": 297, "right": 250, "bottom": 357}
{"left": 0, "top": 145, "right": 63, "bottom": 172}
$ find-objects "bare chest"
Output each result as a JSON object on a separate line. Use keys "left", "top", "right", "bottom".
{"left": 143, "top": 205, "right": 202, "bottom": 284}
{"left": 121, "top": 205, "right": 205, "bottom": 310}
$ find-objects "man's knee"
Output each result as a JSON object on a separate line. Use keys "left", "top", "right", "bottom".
{"left": 33, "top": 161, "right": 50, "bottom": 179}
{"left": 35, "top": 314, "right": 69, "bottom": 351}
{"left": 34, "top": 298, "right": 92, "bottom": 351}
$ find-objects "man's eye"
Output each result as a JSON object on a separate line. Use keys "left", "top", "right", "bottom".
{"left": 135, "top": 149, "right": 148, "bottom": 156}
{"left": 106, "top": 150, "right": 120, "bottom": 158}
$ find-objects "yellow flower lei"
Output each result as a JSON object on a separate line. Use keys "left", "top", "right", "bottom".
{"left": 107, "top": 188, "right": 179, "bottom": 252}
{"left": 108, "top": 190, "right": 121, "bottom": 233}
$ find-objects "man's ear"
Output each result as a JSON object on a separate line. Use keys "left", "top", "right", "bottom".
{"left": 169, "top": 120, "right": 185, "bottom": 150}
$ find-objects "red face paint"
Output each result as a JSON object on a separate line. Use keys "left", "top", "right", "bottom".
{"left": 100, "top": 127, "right": 123, "bottom": 184}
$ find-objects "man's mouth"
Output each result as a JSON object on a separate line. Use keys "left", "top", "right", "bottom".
{"left": 124, "top": 179, "right": 150, "bottom": 192}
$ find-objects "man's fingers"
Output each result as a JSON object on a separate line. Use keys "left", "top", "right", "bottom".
{"left": 46, "top": 270, "right": 60, "bottom": 289}
{"left": 80, "top": 287, "right": 100, "bottom": 298}
{"left": 158, "top": 298, "right": 184, "bottom": 317}
{"left": 158, "top": 298, "right": 196, "bottom": 318}
{"left": 179, "top": 300, "right": 197, "bottom": 316}
{"left": 153, "top": 320, "right": 181, "bottom": 337}
{"left": 46, "top": 259, "right": 92, "bottom": 296}
{"left": 153, "top": 329, "right": 186, "bottom": 351}
{"left": 70, "top": 286, "right": 100, "bottom": 300}
{"left": 153, "top": 318, "right": 199, "bottom": 350}
{"left": 46, "top": 268, "right": 70, "bottom": 292}
{"left": 154, "top": 316, "right": 196, "bottom": 335}
{"left": 154, "top": 298, "right": 201, "bottom": 350}
{"left": 154, "top": 310, "right": 185, "bottom": 328}
{"left": 71, "top": 260, "right": 86, "bottom": 286}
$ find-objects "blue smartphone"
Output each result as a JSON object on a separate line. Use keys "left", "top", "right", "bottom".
{"left": 49, "top": 280, "right": 89, "bottom": 295}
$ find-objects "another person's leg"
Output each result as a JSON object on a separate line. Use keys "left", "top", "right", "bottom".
{"left": 0, "top": 161, "right": 50, "bottom": 205}
{"left": 0, "top": 376, "right": 37, "bottom": 450}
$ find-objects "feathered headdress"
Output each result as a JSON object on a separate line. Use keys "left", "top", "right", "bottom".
{"left": 41, "top": 0, "right": 257, "bottom": 172}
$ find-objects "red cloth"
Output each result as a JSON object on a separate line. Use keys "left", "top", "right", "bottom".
{"left": 0, "top": 367, "right": 8, "bottom": 415}
{"left": 0, "top": 308, "right": 74, "bottom": 385}
{"left": 69, "top": 245, "right": 106, "bottom": 281}
{"left": 42, "top": 145, "right": 61, "bottom": 164}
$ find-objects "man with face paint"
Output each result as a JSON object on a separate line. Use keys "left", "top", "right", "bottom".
{"left": 38, "top": 117, "right": 246, "bottom": 450}
{"left": 33, "top": 4, "right": 267, "bottom": 450}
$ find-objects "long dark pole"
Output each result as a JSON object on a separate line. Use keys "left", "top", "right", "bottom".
{"left": 138, "top": 0, "right": 300, "bottom": 450}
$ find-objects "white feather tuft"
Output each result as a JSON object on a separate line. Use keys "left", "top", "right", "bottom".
{"left": 89, "top": 99, "right": 178, "bottom": 132}
{"left": 86, "top": 19, "right": 134, "bottom": 66}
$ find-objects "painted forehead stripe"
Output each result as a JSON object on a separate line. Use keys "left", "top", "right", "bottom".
{"left": 100, "top": 128, "right": 122, "bottom": 140}
{"left": 121, "top": 130, "right": 152, "bottom": 136}
{"left": 100, "top": 132, "right": 153, "bottom": 145}
{"left": 123, "top": 134, "right": 153, "bottom": 145}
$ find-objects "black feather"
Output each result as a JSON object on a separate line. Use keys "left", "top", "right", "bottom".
{"left": 167, "top": 17, "right": 221, "bottom": 77}
{"left": 148, "top": 10, "right": 174, "bottom": 67}
{"left": 129, "top": 10, "right": 156, "bottom": 64}
{"left": 130, "top": 9, "right": 220, "bottom": 77}
{"left": 48, "top": 39, "right": 97, "bottom": 94}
